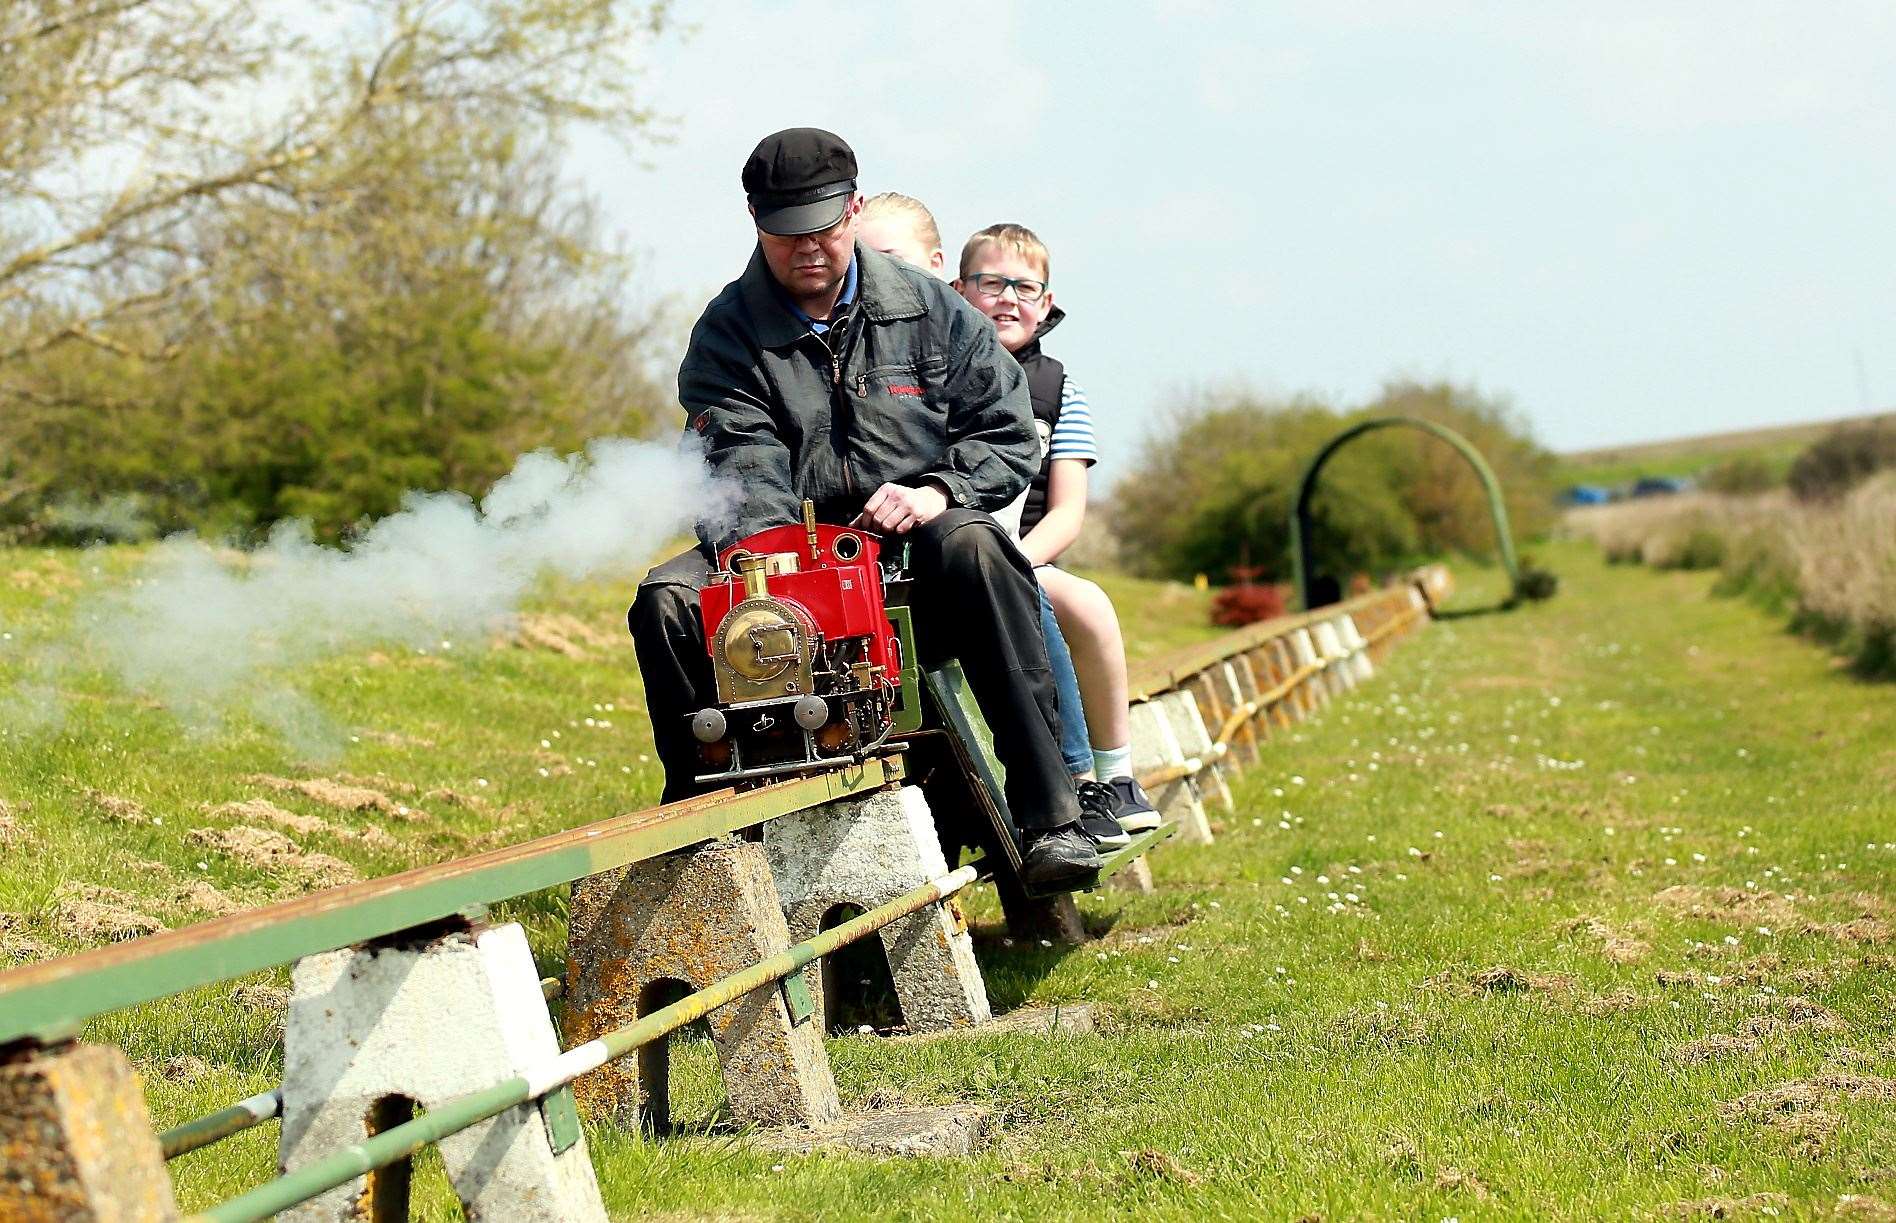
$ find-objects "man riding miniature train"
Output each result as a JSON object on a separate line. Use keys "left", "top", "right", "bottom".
{"left": 627, "top": 128, "right": 1103, "bottom": 894}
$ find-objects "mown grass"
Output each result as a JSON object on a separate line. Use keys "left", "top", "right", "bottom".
{"left": 5, "top": 540, "right": 1896, "bottom": 1219}
{"left": 1565, "top": 482, "right": 1896, "bottom": 679}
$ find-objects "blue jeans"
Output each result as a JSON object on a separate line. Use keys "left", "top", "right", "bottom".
{"left": 1039, "top": 581, "right": 1092, "bottom": 777}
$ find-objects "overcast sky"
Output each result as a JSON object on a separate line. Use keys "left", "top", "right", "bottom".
{"left": 567, "top": 2, "right": 1896, "bottom": 482}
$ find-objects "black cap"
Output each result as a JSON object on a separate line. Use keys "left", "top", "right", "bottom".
{"left": 742, "top": 128, "right": 858, "bottom": 236}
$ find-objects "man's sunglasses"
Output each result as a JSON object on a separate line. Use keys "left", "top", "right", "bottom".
{"left": 963, "top": 272, "right": 1048, "bottom": 303}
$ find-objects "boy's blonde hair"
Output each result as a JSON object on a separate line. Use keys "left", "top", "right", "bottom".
{"left": 861, "top": 193, "right": 941, "bottom": 251}
{"left": 958, "top": 222, "right": 1050, "bottom": 280}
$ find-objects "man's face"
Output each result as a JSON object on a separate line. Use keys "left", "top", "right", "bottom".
{"left": 860, "top": 215, "right": 945, "bottom": 279}
{"left": 755, "top": 194, "right": 861, "bottom": 303}
{"left": 956, "top": 244, "right": 1052, "bottom": 353}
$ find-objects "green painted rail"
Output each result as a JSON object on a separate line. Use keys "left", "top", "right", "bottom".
{"left": 0, "top": 758, "right": 903, "bottom": 1047}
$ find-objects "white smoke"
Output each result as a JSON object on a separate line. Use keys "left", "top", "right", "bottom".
{"left": 90, "top": 436, "right": 730, "bottom": 742}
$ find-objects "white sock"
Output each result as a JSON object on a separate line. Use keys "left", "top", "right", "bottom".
{"left": 1093, "top": 745, "right": 1131, "bottom": 781}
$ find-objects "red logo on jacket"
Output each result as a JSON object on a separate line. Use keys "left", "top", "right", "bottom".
{"left": 885, "top": 384, "right": 924, "bottom": 398}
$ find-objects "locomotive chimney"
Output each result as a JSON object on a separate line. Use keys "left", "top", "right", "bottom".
{"left": 736, "top": 553, "right": 770, "bottom": 600}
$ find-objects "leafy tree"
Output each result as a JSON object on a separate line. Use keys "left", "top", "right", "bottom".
{"left": 1, "top": 0, "right": 676, "bottom": 537}
{"left": 1112, "top": 381, "right": 1555, "bottom": 583}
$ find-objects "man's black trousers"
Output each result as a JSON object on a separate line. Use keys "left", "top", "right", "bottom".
{"left": 627, "top": 509, "right": 1079, "bottom": 834}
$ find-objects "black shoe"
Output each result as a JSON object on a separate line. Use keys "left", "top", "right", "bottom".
{"left": 1076, "top": 780, "right": 1132, "bottom": 848}
{"left": 1019, "top": 823, "right": 1103, "bottom": 893}
{"left": 1106, "top": 776, "right": 1161, "bottom": 832}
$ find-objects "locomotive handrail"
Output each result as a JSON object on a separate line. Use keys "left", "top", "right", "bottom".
{"left": 0, "top": 758, "right": 903, "bottom": 1048}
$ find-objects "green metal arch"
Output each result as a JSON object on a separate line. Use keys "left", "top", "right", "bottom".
{"left": 1289, "top": 415, "right": 1520, "bottom": 609}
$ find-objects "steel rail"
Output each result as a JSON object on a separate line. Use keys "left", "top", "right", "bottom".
{"left": 188, "top": 861, "right": 983, "bottom": 1223}
{"left": 1125, "top": 584, "right": 1412, "bottom": 703}
{"left": 0, "top": 758, "right": 903, "bottom": 1047}
{"left": 1362, "top": 604, "right": 1423, "bottom": 648}
{"left": 158, "top": 975, "right": 567, "bottom": 1160}
{"left": 1210, "top": 661, "right": 1327, "bottom": 749}
{"left": 161, "top": 1089, "right": 284, "bottom": 1161}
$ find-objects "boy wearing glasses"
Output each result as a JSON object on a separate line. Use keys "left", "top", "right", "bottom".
{"left": 955, "top": 224, "right": 1160, "bottom": 835}
{"left": 861, "top": 197, "right": 1129, "bottom": 849}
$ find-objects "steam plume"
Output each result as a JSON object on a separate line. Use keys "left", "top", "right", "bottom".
{"left": 90, "top": 436, "right": 728, "bottom": 742}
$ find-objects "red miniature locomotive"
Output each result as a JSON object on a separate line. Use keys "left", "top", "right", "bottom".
{"left": 690, "top": 503, "right": 921, "bottom": 783}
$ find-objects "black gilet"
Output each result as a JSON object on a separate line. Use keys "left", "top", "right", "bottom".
{"left": 1011, "top": 304, "right": 1067, "bottom": 537}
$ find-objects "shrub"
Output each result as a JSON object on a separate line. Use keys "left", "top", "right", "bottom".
{"left": 1787, "top": 420, "right": 1896, "bottom": 502}
{"left": 1210, "top": 582, "right": 1289, "bottom": 628}
{"left": 1700, "top": 455, "right": 1778, "bottom": 494}
{"left": 1786, "top": 474, "right": 1896, "bottom": 660}
{"left": 1674, "top": 528, "right": 1727, "bottom": 571}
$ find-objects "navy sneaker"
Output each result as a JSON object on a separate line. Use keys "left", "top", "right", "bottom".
{"left": 1106, "top": 776, "right": 1161, "bottom": 832}
{"left": 1076, "top": 780, "right": 1132, "bottom": 848}
{"left": 1019, "top": 823, "right": 1103, "bottom": 893}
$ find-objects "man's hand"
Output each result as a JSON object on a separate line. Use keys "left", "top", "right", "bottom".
{"left": 852, "top": 482, "right": 948, "bottom": 534}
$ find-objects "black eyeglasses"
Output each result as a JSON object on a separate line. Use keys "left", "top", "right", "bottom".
{"left": 963, "top": 272, "right": 1048, "bottom": 303}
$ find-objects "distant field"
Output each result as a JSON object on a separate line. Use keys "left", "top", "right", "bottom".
{"left": 1556, "top": 411, "right": 1891, "bottom": 489}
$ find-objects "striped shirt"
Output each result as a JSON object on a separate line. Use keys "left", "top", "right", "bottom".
{"left": 995, "top": 373, "right": 1097, "bottom": 541}
{"left": 1048, "top": 375, "right": 1098, "bottom": 466}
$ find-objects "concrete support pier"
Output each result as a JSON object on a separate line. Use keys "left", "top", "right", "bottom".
{"left": 1337, "top": 615, "right": 1375, "bottom": 684}
{"left": 278, "top": 922, "right": 606, "bottom": 1223}
{"left": 0, "top": 1042, "right": 179, "bottom": 1222}
{"left": 1162, "top": 689, "right": 1232, "bottom": 813}
{"left": 564, "top": 837, "right": 841, "bottom": 1132}
{"left": 1290, "top": 627, "right": 1330, "bottom": 710}
{"left": 765, "top": 787, "right": 990, "bottom": 1034}
{"left": 1129, "top": 697, "right": 1215, "bottom": 846}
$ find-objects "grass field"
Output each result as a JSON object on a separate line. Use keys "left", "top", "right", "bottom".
{"left": 5, "top": 540, "right": 1896, "bottom": 1219}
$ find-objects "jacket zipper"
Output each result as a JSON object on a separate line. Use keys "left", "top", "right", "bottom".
{"left": 829, "top": 315, "right": 870, "bottom": 498}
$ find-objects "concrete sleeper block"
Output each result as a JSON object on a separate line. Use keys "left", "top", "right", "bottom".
{"left": 765, "top": 787, "right": 989, "bottom": 1034}
{"left": 564, "top": 837, "right": 841, "bottom": 1133}
{"left": 279, "top": 922, "right": 606, "bottom": 1223}
{"left": 1311, "top": 621, "right": 1351, "bottom": 695}
{"left": 1289, "top": 629, "right": 1326, "bottom": 714}
{"left": 1159, "top": 690, "right": 1231, "bottom": 816}
{"left": 1129, "top": 699, "right": 1214, "bottom": 846}
{"left": 0, "top": 1042, "right": 180, "bottom": 1222}
{"left": 1338, "top": 615, "right": 1375, "bottom": 683}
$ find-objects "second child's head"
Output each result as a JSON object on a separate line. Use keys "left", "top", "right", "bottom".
{"left": 955, "top": 223, "right": 1052, "bottom": 353}
{"left": 860, "top": 193, "right": 946, "bottom": 280}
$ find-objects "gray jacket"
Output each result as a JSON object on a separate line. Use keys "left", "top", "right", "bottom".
{"left": 679, "top": 243, "right": 1038, "bottom": 555}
